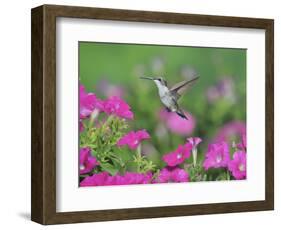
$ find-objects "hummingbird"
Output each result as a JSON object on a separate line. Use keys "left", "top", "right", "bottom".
{"left": 140, "top": 76, "right": 199, "bottom": 119}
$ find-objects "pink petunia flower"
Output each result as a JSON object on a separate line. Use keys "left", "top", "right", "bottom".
{"left": 187, "top": 137, "right": 202, "bottom": 148}
{"left": 162, "top": 143, "right": 192, "bottom": 167}
{"left": 156, "top": 167, "right": 189, "bottom": 183}
{"left": 117, "top": 130, "right": 150, "bottom": 150}
{"left": 187, "top": 137, "right": 202, "bottom": 166}
{"left": 159, "top": 109, "right": 196, "bottom": 136}
{"left": 203, "top": 142, "right": 230, "bottom": 170}
{"left": 80, "top": 171, "right": 152, "bottom": 186}
{"left": 228, "top": 151, "right": 246, "bottom": 180}
{"left": 79, "top": 147, "right": 99, "bottom": 174}
{"left": 80, "top": 84, "right": 103, "bottom": 118}
{"left": 120, "top": 172, "right": 152, "bottom": 185}
{"left": 214, "top": 121, "right": 246, "bottom": 144}
{"left": 157, "top": 168, "right": 170, "bottom": 182}
{"left": 79, "top": 120, "right": 84, "bottom": 132}
{"left": 80, "top": 172, "right": 109, "bottom": 186}
{"left": 236, "top": 133, "right": 247, "bottom": 151}
{"left": 103, "top": 96, "right": 134, "bottom": 119}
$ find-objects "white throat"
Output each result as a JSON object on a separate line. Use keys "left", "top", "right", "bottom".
{"left": 154, "top": 80, "right": 169, "bottom": 96}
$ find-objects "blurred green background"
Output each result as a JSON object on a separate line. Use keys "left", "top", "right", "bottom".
{"left": 79, "top": 42, "right": 246, "bottom": 167}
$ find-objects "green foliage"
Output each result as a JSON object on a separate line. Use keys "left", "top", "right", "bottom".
{"left": 132, "top": 146, "right": 156, "bottom": 173}
{"left": 186, "top": 164, "right": 207, "bottom": 182}
{"left": 203, "top": 168, "right": 231, "bottom": 181}
{"left": 80, "top": 115, "right": 155, "bottom": 176}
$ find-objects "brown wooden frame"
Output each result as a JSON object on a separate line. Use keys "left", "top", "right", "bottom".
{"left": 31, "top": 4, "right": 274, "bottom": 225}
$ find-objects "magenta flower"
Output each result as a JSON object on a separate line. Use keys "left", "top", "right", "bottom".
{"left": 187, "top": 137, "right": 202, "bottom": 166}
{"left": 80, "top": 172, "right": 109, "bottom": 186}
{"left": 111, "top": 172, "right": 152, "bottom": 185}
{"left": 228, "top": 151, "right": 246, "bottom": 180}
{"left": 104, "top": 174, "right": 122, "bottom": 185}
{"left": 171, "top": 168, "right": 189, "bottom": 182}
{"left": 117, "top": 172, "right": 152, "bottom": 185}
{"left": 80, "top": 171, "right": 152, "bottom": 186}
{"left": 236, "top": 133, "right": 247, "bottom": 151}
{"left": 80, "top": 84, "right": 103, "bottom": 118}
{"left": 159, "top": 109, "right": 196, "bottom": 136}
{"left": 157, "top": 167, "right": 189, "bottom": 183}
{"left": 157, "top": 168, "right": 170, "bottom": 182}
{"left": 187, "top": 137, "right": 202, "bottom": 149}
{"left": 203, "top": 142, "right": 230, "bottom": 170}
{"left": 163, "top": 143, "right": 192, "bottom": 167}
{"left": 117, "top": 130, "right": 150, "bottom": 150}
{"left": 103, "top": 96, "right": 134, "bottom": 119}
{"left": 79, "top": 120, "right": 84, "bottom": 132}
{"left": 79, "top": 147, "right": 99, "bottom": 174}
{"left": 214, "top": 121, "right": 246, "bottom": 144}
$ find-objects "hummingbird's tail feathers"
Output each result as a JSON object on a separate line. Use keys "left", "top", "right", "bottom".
{"left": 176, "top": 111, "right": 188, "bottom": 120}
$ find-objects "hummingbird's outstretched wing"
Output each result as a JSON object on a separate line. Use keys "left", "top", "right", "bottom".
{"left": 170, "top": 77, "right": 199, "bottom": 100}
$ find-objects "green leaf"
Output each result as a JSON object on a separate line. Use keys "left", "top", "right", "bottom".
{"left": 100, "top": 162, "right": 119, "bottom": 176}
{"left": 126, "top": 161, "right": 139, "bottom": 172}
{"left": 114, "top": 147, "right": 132, "bottom": 163}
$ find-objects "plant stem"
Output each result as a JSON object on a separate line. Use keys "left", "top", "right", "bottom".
{"left": 136, "top": 144, "right": 142, "bottom": 172}
{"left": 192, "top": 149, "right": 197, "bottom": 167}
{"left": 102, "top": 114, "right": 114, "bottom": 131}
{"left": 89, "top": 109, "right": 100, "bottom": 127}
{"left": 137, "top": 144, "right": 142, "bottom": 158}
{"left": 226, "top": 169, "right": 231, "bottom": 180}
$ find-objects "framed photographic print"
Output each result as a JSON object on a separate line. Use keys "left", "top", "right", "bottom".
{"left": 31, "top": 4, "right": 274, "bottom": 225}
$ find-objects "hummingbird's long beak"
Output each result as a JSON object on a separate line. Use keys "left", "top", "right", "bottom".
{"left": 140, "top": 77, "right": 154, "bottom": 81}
